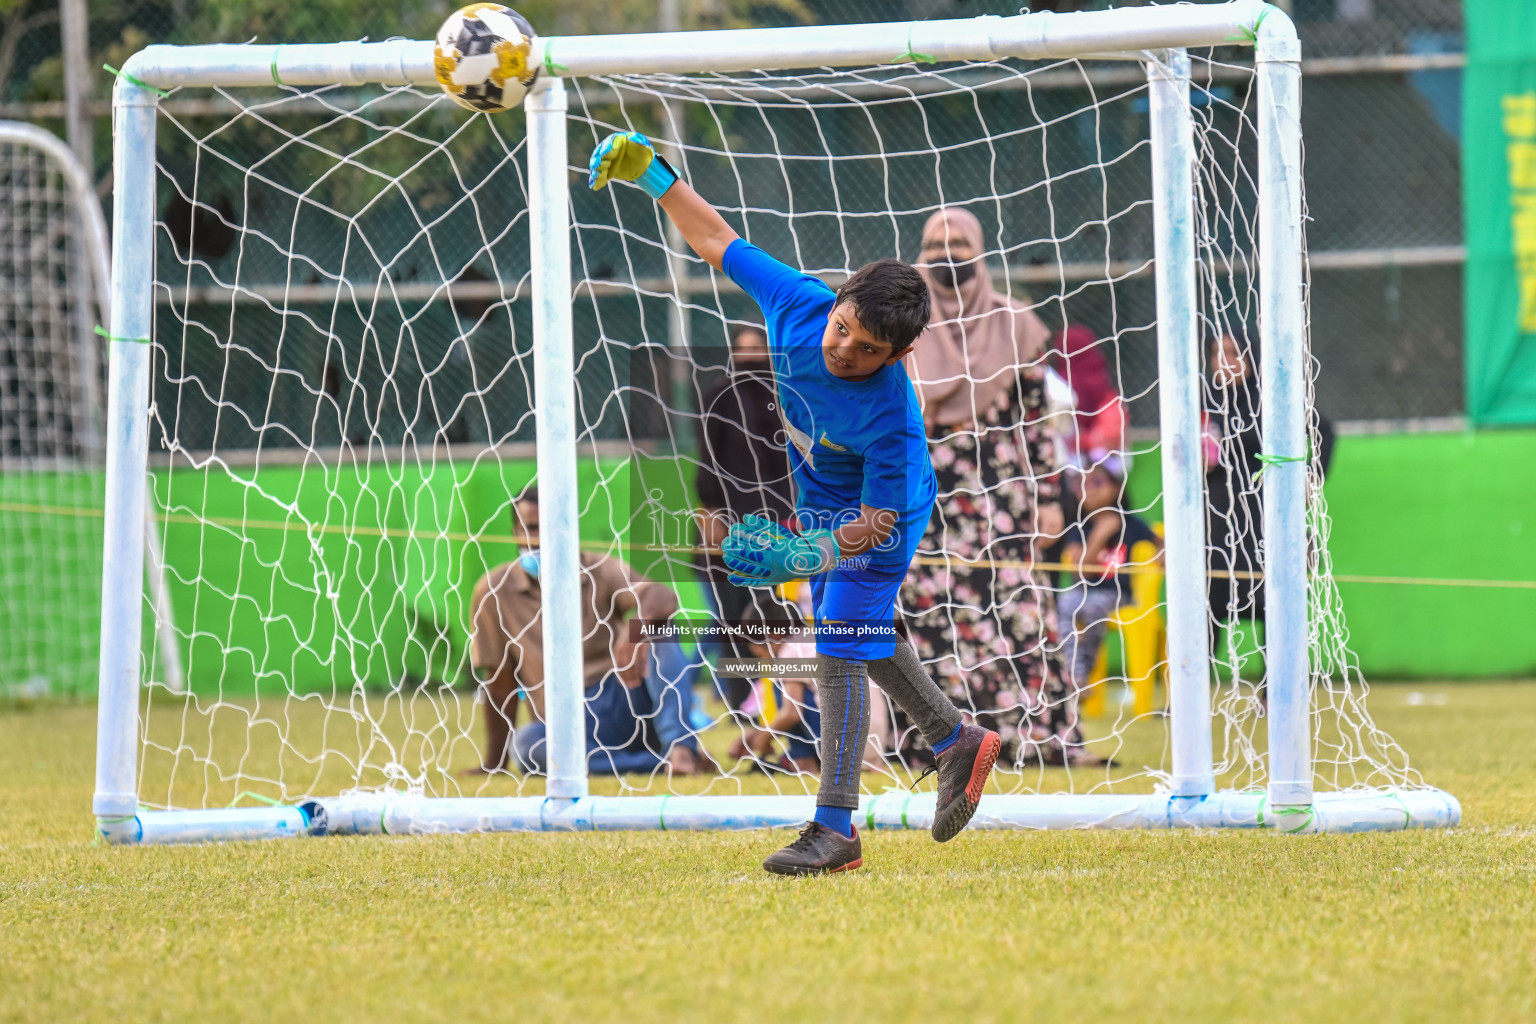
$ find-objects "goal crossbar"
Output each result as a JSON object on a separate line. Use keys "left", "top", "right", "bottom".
{"left": 115, "top": 0, "right": 1284, "bottom": 89}
{"left": 92, "top": 1, "right": 1461, "bottom": 843}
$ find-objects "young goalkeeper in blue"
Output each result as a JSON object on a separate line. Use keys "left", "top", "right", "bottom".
{"left": 590, "top": 131, "right": 1002, "bottom": 876}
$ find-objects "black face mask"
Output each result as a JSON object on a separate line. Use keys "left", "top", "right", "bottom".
{"left": 929, "top": 259, "right": 978, "bottom": 290}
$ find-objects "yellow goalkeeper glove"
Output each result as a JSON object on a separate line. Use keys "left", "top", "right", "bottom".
{"left": 587, "top": 131, "right": 679, "bottom": 200}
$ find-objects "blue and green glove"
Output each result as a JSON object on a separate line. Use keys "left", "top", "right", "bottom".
{"left": 722, "top": 513, "right": 840, "bottom": 588}
{"left": 587, "top": 131, "right": 679, "bottom": 200}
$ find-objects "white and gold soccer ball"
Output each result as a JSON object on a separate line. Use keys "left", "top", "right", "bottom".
{"left": 434, "top": 4, "right": 539, "bottom": 112}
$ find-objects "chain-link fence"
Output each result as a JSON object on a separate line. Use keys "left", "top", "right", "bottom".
{"left": 1, "top": 0, "right": 1468, "bottom": 426}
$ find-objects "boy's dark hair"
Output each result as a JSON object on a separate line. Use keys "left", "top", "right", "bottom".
{"left": 835, "top": 259, "right": 931, "bottom": 351}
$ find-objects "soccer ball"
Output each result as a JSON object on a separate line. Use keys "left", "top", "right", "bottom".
{"left": 434, "top": 4, "right": 539, "bottom": 112}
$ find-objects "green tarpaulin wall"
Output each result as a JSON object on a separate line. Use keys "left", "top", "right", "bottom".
{"left": 1465, "top": 0, "right": 1536, "bottom": 424}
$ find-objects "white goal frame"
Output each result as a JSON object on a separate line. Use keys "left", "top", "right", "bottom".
{"left": 93, "top": 0, "right": 1460, "bottom": 844}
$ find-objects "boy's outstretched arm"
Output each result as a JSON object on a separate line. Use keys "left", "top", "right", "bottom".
{"left": 588, "top": 131, "right": 740, "bottom": 270}
{"left": 657, "top": 182, "right": 739, "bottom": 271}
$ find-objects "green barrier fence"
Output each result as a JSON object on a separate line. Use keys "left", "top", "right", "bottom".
{"left": 5, "top": 428, "right": 1536, "bottom": 696}
{"left": 1, "top": 452, "right": 709, "bottom": 698}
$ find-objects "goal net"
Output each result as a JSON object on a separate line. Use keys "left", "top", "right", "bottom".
{"left": 0, "top": 123, "right": 182, "bottom": 704}
{"left": 1, "top": 125, "right": 106, "bottom": 700}
{"left": 99, "top": 11, "right": 1454, "bottom": 840}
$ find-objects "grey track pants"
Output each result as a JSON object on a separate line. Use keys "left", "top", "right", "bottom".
{"left": 816, "top": 639, "right": 963, "bottom": 809}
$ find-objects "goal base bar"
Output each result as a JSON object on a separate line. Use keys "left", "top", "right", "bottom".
{"left": 99, "top": 788, "right": 1461, "bottom": 845}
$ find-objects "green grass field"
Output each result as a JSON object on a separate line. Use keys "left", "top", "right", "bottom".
{"left": 3, "top": 681, "right": 1535, "bottom": 1023}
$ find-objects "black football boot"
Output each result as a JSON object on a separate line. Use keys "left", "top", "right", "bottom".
{"left": 762, "top": 821, "right": 863, "bottom": 876}
{"left": 929, "top": 724, "right": 1001, "bottom": 842}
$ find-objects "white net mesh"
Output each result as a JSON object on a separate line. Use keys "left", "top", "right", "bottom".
{"left": 0, "top": 134, "right": 104, "bottom": 701}
{"left": 132, "top": 51, "right": 1420, "bottom": 814}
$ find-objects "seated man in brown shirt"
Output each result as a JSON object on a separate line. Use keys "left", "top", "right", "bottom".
{"left": 468, "top": 488, "right": 706, "bottom": 777}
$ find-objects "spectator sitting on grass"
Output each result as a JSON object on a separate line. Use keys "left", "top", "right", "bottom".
{"left": 467, "top": 487, "right": 710, "bottom": 778}
{"left": 727, "top": 609, "right": 822, "bottom": 774}
{"left": 1057, "top": 456, "right": 1161, "bottom": 761}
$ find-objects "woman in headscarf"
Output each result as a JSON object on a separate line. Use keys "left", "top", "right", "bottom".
{"left": 898, "top": 208, "right": 1095, "bottom": 768}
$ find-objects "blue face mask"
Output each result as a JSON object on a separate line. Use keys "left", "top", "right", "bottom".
{"left": 519, "top": 550, "right": 540, "bottom": 579}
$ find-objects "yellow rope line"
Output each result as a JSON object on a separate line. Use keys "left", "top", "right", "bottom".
{"left": 0, "top": 500, "right": 514, "bottom": 546}
{"left": 4, "top": 500, "right": 1535, "bottom": 590}
{"left": 1330, "top": 574, "right": 1536, "bottom": 590}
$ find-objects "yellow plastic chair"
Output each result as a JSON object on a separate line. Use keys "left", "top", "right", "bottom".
{"left": 1078, "top": 533, "right": 1166, "bottom": 719}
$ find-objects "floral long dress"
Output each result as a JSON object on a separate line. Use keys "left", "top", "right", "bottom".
{"left": 897, "top": 369, "right": 1082, "bottom": 767}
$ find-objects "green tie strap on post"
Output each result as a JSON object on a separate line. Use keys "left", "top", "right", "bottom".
{"left": 890, "top": 25, "right": 936, "bottom": 65}
{"left": 228, "top": 791, "right": 286, "bottom": 808}
{"left": 95, "top": 325, "right": 149, "bottom": 344}
{"left": 1228, "top": 5, "right": 1271, "bottom": 44}
{"left": 102, "top": 63, "right": 170, "bottom": 99}
{"left": 94, "top": 325, "right": 150, "bottom": 358}
{"left": 1254, "top": 450, "right": 1308, "bottom": 483}
{"left": 542, "top": 43, "right": 569, "bottom": 75}
{"left": 94, "top": 327, "right": 148, "bottom": 354}
{"left": 657, "top": 793, "right": 672, "bottom": 831}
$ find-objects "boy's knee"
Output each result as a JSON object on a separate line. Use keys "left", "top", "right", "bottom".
{"left": 867, "top": 636, "right": 916, "bottom": 666}
{"left": 819, "top": 655, "right": 868, "bottom": 689}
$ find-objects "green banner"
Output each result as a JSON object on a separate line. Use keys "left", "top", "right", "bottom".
{"left": 1465, "top": 0, "right": 1536, "bottom": 424}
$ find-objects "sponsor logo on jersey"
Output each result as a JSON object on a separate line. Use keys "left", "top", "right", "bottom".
{"left": 779, "top": 408, "right": 815, "bottom": 469}
{"left": 818, "top": 433, "right": 848, "bottom": 452}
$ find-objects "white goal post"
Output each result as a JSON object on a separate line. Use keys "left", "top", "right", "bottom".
{"left": 92, "top": 0, "right": 1459, "bottom": 844}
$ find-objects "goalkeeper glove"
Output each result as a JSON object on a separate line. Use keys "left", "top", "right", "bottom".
{"left": 587, "top": 131, "right": 679, "bottom": 200}
{"left": 722, "top": 513, "right": 840, "bottom": 588}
